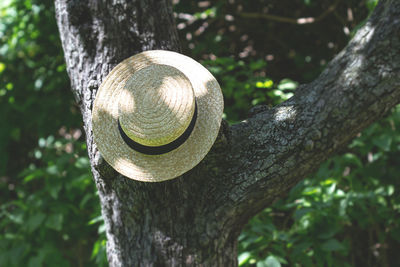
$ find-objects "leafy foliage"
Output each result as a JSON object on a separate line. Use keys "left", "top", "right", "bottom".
{"left": 1, "top": 135, "right": 107, "bottom": 266}
{"left": 238, "top": 105, "right": 400, "bottom": 266}
{"left": 203, "top": 57, "right": 296, "bottom": 122}
{"left": 175, "top": 0, "right": 371, "bottom": 84}
{"left": 0, "top": 0, "right": 80, "bottom": 176}
{"left": 0, "top": 0, "right": 106, "bottom": 266}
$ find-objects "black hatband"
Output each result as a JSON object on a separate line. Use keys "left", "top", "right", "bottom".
{"left": 118, "top": 102, "right": 197, "bottom": 155}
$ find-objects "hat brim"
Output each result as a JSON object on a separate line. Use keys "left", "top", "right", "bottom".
{"left": 92, "top": 50, "right": 223, "bottom": 182}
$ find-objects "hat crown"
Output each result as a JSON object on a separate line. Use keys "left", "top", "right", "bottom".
{"left": 118, "top": 64, "right": 195, "bottom": 147}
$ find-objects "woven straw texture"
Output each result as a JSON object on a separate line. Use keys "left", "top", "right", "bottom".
{"left": 92, "top": 50, "right": 223, "bottom": 182}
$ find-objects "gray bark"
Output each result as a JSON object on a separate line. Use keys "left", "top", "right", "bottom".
{"left": 55, "top": 0, "right": 400, "bottom": 266}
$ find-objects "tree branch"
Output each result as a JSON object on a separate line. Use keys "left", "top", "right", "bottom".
{"left": 237, "top": 0, "right": 342, "bottom": 25}
{"left": 209, "top": 0, "right": 400, "bottom": 227}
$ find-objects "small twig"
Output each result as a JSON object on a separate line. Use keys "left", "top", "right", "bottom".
{"left": 237, "top": 0, "right": 342, "bottom": 25}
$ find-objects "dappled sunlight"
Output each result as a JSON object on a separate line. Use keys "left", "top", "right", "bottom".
{"left": 117, "top": 64, "right": 195, "bottom": 146}
{"left": 351, "top": 22, "right": 376, "bottom": 49}
{"left": 274, "top": 105, "right": 297, "bottom": 122}
{"left": 335, "top": 22, "right": 376, "bottom": 88}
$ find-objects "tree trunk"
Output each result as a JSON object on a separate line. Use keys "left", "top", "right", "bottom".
{"left": 55, "top": 0, "right": 400, "bottom": 266}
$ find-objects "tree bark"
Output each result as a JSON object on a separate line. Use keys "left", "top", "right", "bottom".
{"left": 55, "top": 0, "right": 400, "bottom": 266}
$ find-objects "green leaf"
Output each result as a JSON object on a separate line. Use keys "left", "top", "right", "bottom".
{"left": 257, "top": 255, "right": 282, "bottom": 267}
{"left": 28, "top": 246, "right": 50, "bottom": 267}
{"left": 277, "top": 79, "right": 298, "bottom": 90}
{"left": 366, "top": 0, "right": 379, "bottom": 11}
{"left": 249, "top": 60, "right": 266, "bottom": 70}
{"left": 80, "top": 193, "right": 92, "bottom": 208}
{"left": 294, "top": 207, "right": 313, "bottom": 220}
{"left": 49, "top": 182, "right": 62, "bottom": 199}
{"left": 26, "top": 212, "right": 46, "bottom": 232}
{"left": 321, "top": 239, "right": 345, "bottom": 251}
{"left": 373, "top": 134, "right": 392, "bottom": 151}
{"left": 91, "top": 239, "right": 107, "bottom": 266}
{"left": 0, "top": 62, "right": 5, "bottom": 73}
{"left": 88, "top": 215, "right": 104, "bottom": 225}
{"left": 28, "top": 256, "right": 43, "bottom": 267}
{"left": 45, "top": 214, "right": 63, "bottom": 231}
{"left": 98, "top": 223, "right": 106, "bottom": 234}
{"left": 0, "top": 0, "right": 13, "bottom": 10}
{"left": 75, "top": 157, "right": 90, "bottom": 169}
{"left": 238, "top": 252, "right": 251, "bottom": 265}
{"left": 342, "top": 153, "right": 362, "bottom": 167}
{"left": 302, "top": 187, "right": 321, "bottom": 196}
{"left": 9, "top": 244, "right": 29, "bottom": 265}
{"left": 6, "top": 210, "right": 24, "bottom": 224}
{"left": 46, "top": 165, "right": 58, "bottom": 175}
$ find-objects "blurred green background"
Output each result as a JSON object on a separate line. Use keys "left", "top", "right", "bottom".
{"left": 2, "top": 0, "right": 400, "bottom": 266}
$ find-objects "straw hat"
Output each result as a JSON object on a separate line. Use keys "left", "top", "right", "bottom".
{"left": 92, "top": 50, "right": 223, "bottom": 182}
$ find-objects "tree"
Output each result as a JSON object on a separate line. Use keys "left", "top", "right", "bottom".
{"left": 54, "top": 0, "right": 400, "bottom": 265}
